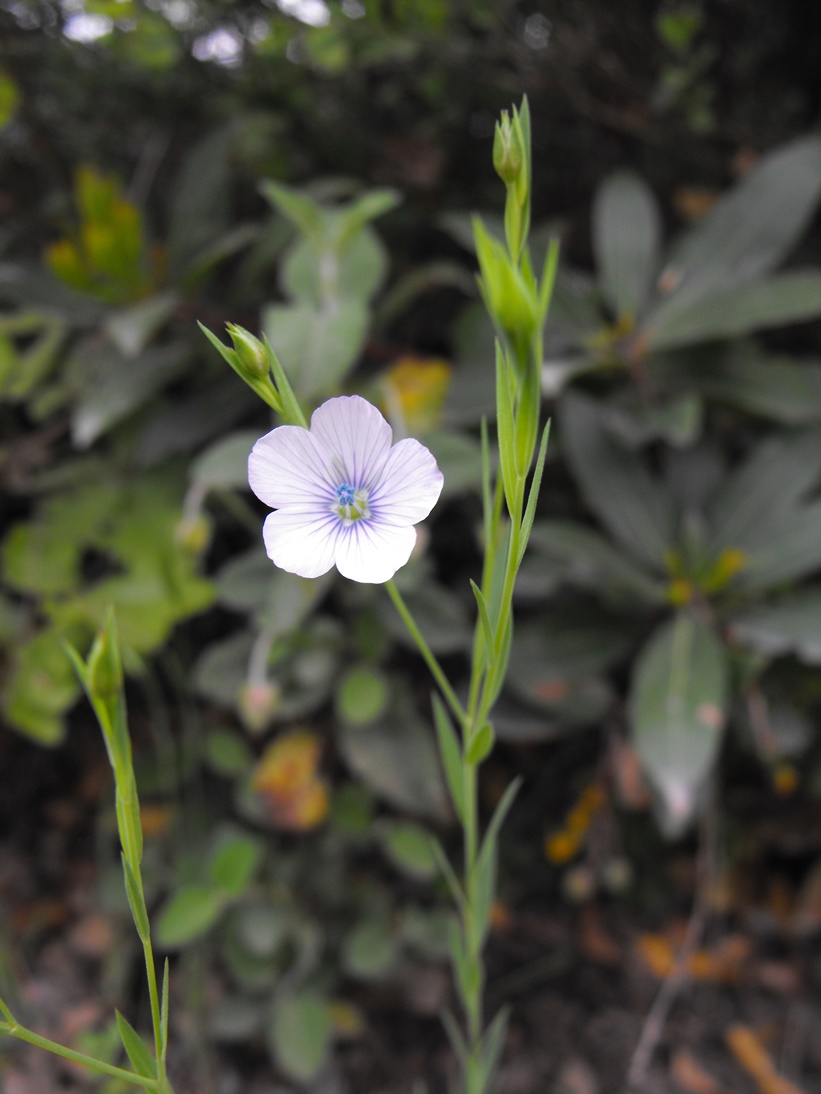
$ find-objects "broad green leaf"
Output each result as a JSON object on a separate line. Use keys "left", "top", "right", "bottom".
{"left": 630, "top": 614, "right": 728, "bottom": 835}
{"left": 71, "top": 340, "right": 190, "bottom": 447}
{"left": 336, "top": 664, "right": 390, "bottom": 726}
{"left": 707, "top": 428, "right": 821, "bottom": 555}
{"left": 593, "top": 171, "right": 661, "bottom": 320}
{"left": 204, "top": 727, "right": 253, "bottom": 776}
{"left": 233, "top": 903, "right": 289, "bottom": 959}
{"left": 651, "top": 344, "right": 821, "bottom": 424}
{"left": 105, "top": 292, "right": 177, "bottom": 357}
{"left": 732, "top": 500, "right": 821, "bottom": 592}
{"left": 341, "top": 920, "right": 398, "bottom": 979}
{"left": 559, "top": 391, "right": 676, "bottom": 569}
{"left": 379, "top": 820, "right": 438, "bottom": 880}
{"left": 267, "top": 991, "right": 331, "bottom": 1084}
{"left": 338, "top": 714, "right": 449, "bottom": 821}
{"left": 281, "top": 226, "right": 388, "bottom": 304}
{"left": 333, "top": 188, "right": 401, "bottom": 251}
{"left": 115, "top": 1011, "right": 157, "bottom": 1079}
{"left": 529, "top": 520, "right": 668, "bottom": 604}
{"left": 465, "top": 721, "right": 495, "bottom": 764}
{"left": 190, "top": 430, "right": 260, "bottom": 491}
{"left": 167, "top": 125, "right": 233, "bottom": 276}
{"left": 656, "top": 135, "right": 821, "bottom": 297}
{"left": 209, "top": 832, "right": 263, "bottom": 897}
{"left": 156, "top": 885, "right": 226, "bottom": 947}
{"left": 643, "top": 270, "right": 821, "bottom": 351}
{"left": 2, "top": 629, "right": 80, "bottom": 744}
{"left": 729, "top": 590, "right": 821, "bottom": 664}
{"left": 262, "top": 298, "right": 368, "bottom": 400}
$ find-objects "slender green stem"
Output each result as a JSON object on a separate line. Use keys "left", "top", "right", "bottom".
{"left": 141, "top": 938, "right": 167, "bottom": 1085}
{"left": 0, "top": 1017, "right": 159, "bottom": 1090}
{"left": 385, "top": 580, "right": 465, "bottom": 726}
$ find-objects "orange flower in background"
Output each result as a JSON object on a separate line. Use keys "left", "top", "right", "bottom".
{"left": 381, "top": 356, "right": 451, "bottom": 432}
{"left": 251, "top": 730, "right": 330, "bottom": 830}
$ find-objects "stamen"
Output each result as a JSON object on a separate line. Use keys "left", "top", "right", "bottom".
{"left": 332, "top": 482, "right": 371, "bottom": 524}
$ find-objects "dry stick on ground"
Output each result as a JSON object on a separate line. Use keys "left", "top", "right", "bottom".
{"left": 625, "top": 797, "right": 718, "bottom": 1090}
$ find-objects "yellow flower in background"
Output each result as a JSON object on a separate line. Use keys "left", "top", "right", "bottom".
{"left": 381, "top": 355, "right": 451, "bottom": 433}
{"left": 252, "top": 730, "right": 330, "bottom": 830}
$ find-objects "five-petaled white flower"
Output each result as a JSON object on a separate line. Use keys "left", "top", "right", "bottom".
{"left": 248, "top": 395, "right": 444, "bottom": 584}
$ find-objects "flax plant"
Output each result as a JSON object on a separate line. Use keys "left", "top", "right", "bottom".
{"left": 205, "top": 98, "right": 554, "bottom": 1094}
{"left": 0, "top": 612, "right": 174, "bottom": 1093}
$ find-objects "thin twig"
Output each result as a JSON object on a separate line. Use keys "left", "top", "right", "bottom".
{"left": 625, "top": 796, "right": 717, "bottom": 1090}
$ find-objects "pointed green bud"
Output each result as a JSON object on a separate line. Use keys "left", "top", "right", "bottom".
{"left": 87, "top": 609, "right": 123, "bottom": 704}
{"left": 493, "top": 110, "right": 524, "bottom": 186}
{"left": 226, "top": 323, "right": 268, "bottom": 379}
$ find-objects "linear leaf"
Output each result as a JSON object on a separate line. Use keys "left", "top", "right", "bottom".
{"left": 432, "top": 694, "right": 465, "bottom": 822}
{"left": 115, "top": 1011, "right": 157, "bottom": 1079}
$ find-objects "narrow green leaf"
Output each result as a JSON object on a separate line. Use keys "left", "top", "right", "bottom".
{"left": 115, "top": 1011, "right": 157, "bottom": 1079}
{"left": 469, "top": 580, "right": 495, "bottom": 669}
{"left": 537, "top": 236, "right": 560, "bottom": 325}
{"left": 122, "top": 855, "right": 150, "bottom": 944}
{"left": 429, "top": 836, "right": 465, "bottom": 910}
{"left": 465, "top": 722, "right": 495, "bottom": 765}
{"left": 472, "top": 778, "right": 521, "bottom": 951}
{"left": 479, "top": 1005, "right": 511, "bottom": 1091}
{"left": 517, "top": 420, "right": 551, "bottom": 569}
{"left": 495, "top": 341, "right": 517, "bottom": 514}
{"left": 263, "top": 334, "right": 307, "bottom": 427}
{"left": 630, "top": 614, "right": 727, "bottom": 836}
{"left": 440, "top": 1006, "right": 470, "bottom": 1070}
{"left": 160, "top": 959, "right": 169, "bottom": 1062}
{"left": 432, "top": 694, "right": 465, "bottom": 822}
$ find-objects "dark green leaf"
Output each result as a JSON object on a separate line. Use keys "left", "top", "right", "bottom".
{"left": 559, "top": 392, "right": 676, "bottom": 569}
{"left": 267, "top": 991, "right": 331, "bottom": 1084}
{"left": 630, "top": 614, "right": 728, "bottom": 835}
{"left": 729, "top": 590, "right": 821, "bottom": 664}
{"left": 593, "top": 171, "right": 661, "bottom": 320}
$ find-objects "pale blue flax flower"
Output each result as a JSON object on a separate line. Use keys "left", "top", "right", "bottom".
{"left": 248, "top": 395, "right": 444, "bottom": 583}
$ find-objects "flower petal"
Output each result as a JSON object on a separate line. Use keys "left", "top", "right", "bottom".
{"left": 333, "top": 520, "right": 417, "bottom": 584}
{"left": 310, "top": 395, "right": 392, "bottom": 488}
{"left": 370, "top": 437, "right": 444, "bottom": 525}
{"left": 249, "top": 424, "right": 335, "bottom": 509}
{"left": 262, "top": 508, "right": 340, "bottom": 579}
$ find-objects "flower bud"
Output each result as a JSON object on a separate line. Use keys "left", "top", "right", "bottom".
{"left": 238, "top": 681, "right": 281, "bottom": 733}
{"left": 226, "top": 323, "right": 268, "bottom": 379}
{"left": 87, "top": 612, "right": 124, "bottom": 704}
{"left": 493, "top": 110, "right": 524, "bottom": 186}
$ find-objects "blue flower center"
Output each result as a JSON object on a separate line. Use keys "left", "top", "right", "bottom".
{"left": 332, "top": 482, "right": 371, "bottom": 524}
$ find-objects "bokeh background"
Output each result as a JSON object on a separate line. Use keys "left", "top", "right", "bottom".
{"left": 2, "top": 2, "right": 821, "bottom": 1092}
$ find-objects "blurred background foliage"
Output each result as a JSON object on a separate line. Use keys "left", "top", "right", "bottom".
{"left": 2, "top": 0, "right": 821, "bottom": 1085}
